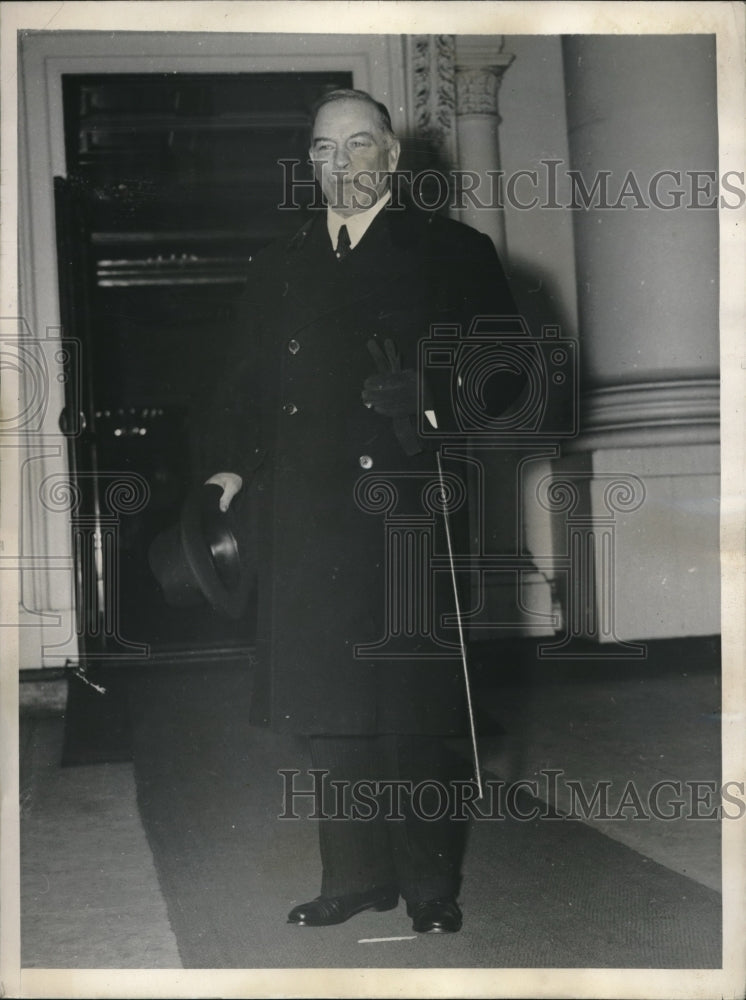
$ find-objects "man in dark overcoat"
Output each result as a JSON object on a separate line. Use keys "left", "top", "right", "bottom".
{"left": 205, "top": 89, "right": 517, "bottom": 933}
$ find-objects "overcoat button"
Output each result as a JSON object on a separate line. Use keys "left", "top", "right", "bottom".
{"left": 283, "top": 403, "right": 298, "bottom": 415}
{"left": 288, "top": 339, "right": 300, "bottom": 354}
{"left": 359, "top": 455, "right": 373, "bottom": 469}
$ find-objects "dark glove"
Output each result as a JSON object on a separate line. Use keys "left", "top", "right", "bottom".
{"left": 362, "top": 368, "right": 418, "bottom": 417}
{"left": 363, "top": 338, "right": 423, "bottom": 456}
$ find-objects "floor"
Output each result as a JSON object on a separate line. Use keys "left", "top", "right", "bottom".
{"left": 20, "top": 710, "right": 181, "bottom": 968}
{"left": 480, "top": 666, "right": 721, "bottom": 891}
{"left": 18, "top": 646, "right": 722, "bottom": 970}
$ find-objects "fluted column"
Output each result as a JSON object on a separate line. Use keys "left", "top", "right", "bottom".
{"left": 557, "top": 35, "right": 720, "bottom": 641}
{"left": 454, "top": 36, "right": 514, "bottom": 260}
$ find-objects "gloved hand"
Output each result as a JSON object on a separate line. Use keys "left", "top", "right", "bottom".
{"left": 362, "top": 339, "right": 418, "bottom": 416}
{"left": 362, "top": 368, "right": 418, "bottom": 417}
{"left": 362, "top": 338, "right": 423, "bottom": 455}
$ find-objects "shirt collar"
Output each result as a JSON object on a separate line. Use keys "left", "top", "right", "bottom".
{"left": 327, "top": 190, "right": 391, "bottom": 251}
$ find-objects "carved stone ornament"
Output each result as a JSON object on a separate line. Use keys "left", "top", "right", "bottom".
{"left": 453, "top": 38, "right": 515, "bottom": 117}
{"left": 409, "top": 35, "right": 457, "bottom": 156}
{"left": 455, "top": 67, "right": 503, "bottom": 116}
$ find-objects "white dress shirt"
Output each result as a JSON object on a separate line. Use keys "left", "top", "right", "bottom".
{"left": 326, "top": 190, "right": 391, "bottom": 251}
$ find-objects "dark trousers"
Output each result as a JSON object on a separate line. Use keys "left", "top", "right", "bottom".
{"left": 308, "top": 734, "right": 461, "bottom": 906}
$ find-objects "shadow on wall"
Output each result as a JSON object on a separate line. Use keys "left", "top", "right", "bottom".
{"left": 399, "top": 134, "right": 576, "bottom": 341}
{"left": 506, "top": 256, "right": 575, "bottom": 343}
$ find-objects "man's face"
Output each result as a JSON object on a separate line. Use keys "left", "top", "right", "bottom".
{"left": 309, "top": 98, "right": 400, "bottom": 216}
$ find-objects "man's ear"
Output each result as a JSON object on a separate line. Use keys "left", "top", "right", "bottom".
{"left": 387, "top": 138, "right": 401, "bottom": 173}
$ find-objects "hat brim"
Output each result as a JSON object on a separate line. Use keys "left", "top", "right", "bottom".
{"left": 148, "top": 483, "right": 254, "bottom": 620}
{"left": 179, "top": 483, "right": 253, "bottom": 620}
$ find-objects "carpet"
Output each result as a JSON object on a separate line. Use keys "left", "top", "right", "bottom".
{"left": 130, "top": 659, "right": 722, "bottom": 969}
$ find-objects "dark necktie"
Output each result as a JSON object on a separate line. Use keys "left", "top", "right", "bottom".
{"left": 335, "top": 224, "right": 351, "bottom": 260}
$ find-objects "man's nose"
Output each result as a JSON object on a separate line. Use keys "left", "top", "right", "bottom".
{"left": 333, "top": 147, "right": 350, "bottom": 168}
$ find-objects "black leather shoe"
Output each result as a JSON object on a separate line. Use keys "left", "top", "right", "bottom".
{"left": 408, "top": 899, "right": 463, "bottom": 933}
{"left": 287, "top": 887, "right": 399, "bottom": 926}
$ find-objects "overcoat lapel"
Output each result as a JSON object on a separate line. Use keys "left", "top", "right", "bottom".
{"left": 276, "top": 204, "right": 429, "bottom": 339}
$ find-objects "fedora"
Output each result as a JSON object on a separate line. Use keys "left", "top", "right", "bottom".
{"left": 148, "top": 483, "right": 254, "bottom": 620}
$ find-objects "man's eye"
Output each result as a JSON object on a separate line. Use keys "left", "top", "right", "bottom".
{"left": 314, "top": 143, "right": 334, "bottom": 153}
{"left": 349, "top": 140, "right": 371, "bottom": 149}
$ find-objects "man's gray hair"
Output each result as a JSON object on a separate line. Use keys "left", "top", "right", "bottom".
{"left": 310, "top": 88, "right": 396, "bottom": 140}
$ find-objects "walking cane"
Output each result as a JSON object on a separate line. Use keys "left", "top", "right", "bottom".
{"left": 365, "top": 338, "right": 484, "bottom": 800}
{"left": 429, "top": 418, "right": 485, "bottom": 802}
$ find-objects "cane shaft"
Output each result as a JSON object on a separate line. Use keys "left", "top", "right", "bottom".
{"left": 436, "top": 450, "right": 484, "bottom": 800}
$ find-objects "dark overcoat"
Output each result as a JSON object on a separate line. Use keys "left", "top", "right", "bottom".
{"left": 203, "top": 202, "right": 517, "bottom": 736}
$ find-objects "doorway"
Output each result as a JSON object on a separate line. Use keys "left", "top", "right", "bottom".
{"left": 55, "top": 71, "right": 352, "bottom": 660}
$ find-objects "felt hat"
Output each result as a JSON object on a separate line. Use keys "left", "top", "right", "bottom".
{"left": 148, "top": 483, "right": 253, "bottom": 620}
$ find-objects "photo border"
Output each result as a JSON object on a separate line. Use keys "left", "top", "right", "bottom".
{"left": 1, "top": 3, "right": 744, "bottom": 998}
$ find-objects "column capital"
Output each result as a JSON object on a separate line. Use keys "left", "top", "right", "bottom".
{"left": 454, "top": 36, "right": 514, "bottom": 116}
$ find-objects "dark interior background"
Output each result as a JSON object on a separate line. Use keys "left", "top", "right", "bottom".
{"left": 56, "top": 72, "right": 352, "bottom": 659}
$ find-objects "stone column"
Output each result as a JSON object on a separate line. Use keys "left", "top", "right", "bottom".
{"left": 454, "top": 36, "right": 514, "bottom": 260}
{"left": 558, "top": 35, "right": 720, "bottom": 641}
{"left": 406, "top": 36, "right": 556, "bottom": 637}
{"left": 453, "top": 39, "right": 558, "bottom": 636}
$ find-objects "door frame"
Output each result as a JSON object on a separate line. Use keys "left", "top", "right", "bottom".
{"left": 17, "top": 30, "right": 408, "bottom": 667}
